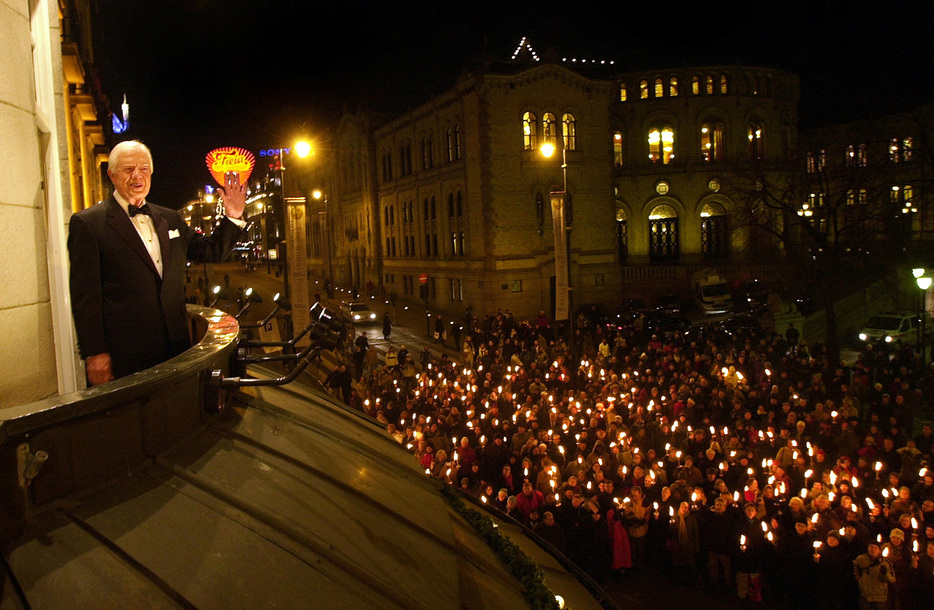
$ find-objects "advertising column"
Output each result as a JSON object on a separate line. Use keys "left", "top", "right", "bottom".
{"left": 286, "top": 197, "right": 310, "bottom": 345}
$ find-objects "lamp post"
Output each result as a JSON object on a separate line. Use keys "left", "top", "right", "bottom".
{"left": 275, "top": 140, "right": 312, "bottom": 344}
{"left": 312, "top": 189, "right": 334, "bottom": 297}
{"left": 914, "top": 268, "right": 931, "bottom": 365}
{"left": 540, "top": 141, "right": 573, "bottom": 348}
{"left": 276, "top": 141, "right": 312, "bottom": 299}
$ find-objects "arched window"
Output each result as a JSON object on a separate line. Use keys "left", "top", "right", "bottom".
{"left": 748, "top": 120, "right": 765, "bottom": 159}
{"left": 619, "top": 84, "right": 627, "bottom": 102}
{"left": 648, "top": 126, "right": 675, "bottom": 164}
{"left": 447, "top": 123, "right": 461, "bottom": 162}
{"left": 719, "top": 74, "right": 728, "bottom": 94}
{"left": 543, "top": 113, "right": 558, "bottom": 146}
{"left": 522, "top": 111, "right": 537, "bottom": 150}
{"left": 692, "top": 76, "right": 700, "bottom": 95}
{"left": 615, "top": 207, "right": 628, "bottom": 263}
{"left": 669, "top": 76, "right": 678, "bottom": 97}
{"left": 705, "top": 75, "right": 714, "bottom": 95}
{"left": 613, "top": 132, "right": 624, "bottom": 167}
{"left": 654, "top": 77, "right": 664, "bottom": 98}
{"left": 648, "top": 204, "right": 679, "bottom": 263}
{"left": 562, "top": 113, "right": 577, "bottom": 150}
{"left": 701, "top": 122, "right": 723, "bottom": 162}
{"left": 700, "top": 202, "right": 728, "bottom": 259}
{"left": 640, "top": 79, "right": 649, "bottom": 99}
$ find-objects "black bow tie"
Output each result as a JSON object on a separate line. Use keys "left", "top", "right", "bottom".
{"left": 128, "top": 203, "right": 151, "bottom": 217}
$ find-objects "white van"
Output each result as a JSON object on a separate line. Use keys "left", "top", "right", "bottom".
{"left": 693, "top": 269, "right": 733, "bottom": 315}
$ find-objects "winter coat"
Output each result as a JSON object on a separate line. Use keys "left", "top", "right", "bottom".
{"left": 853, "top": 553, "right": 895, "bottom": 603}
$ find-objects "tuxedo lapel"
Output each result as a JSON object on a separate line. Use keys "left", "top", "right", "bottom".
{"left": 105, "top": 197, "right": 161, "bottom": 277}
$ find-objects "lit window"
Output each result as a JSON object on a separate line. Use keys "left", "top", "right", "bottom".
{"left": 640, "top": 79, "right": 649, "bottom": 99}
{"left": 846, "top": 190, "right": 855, "bottom": 206}
{"left": 890, "top": 186, "right": 900, "bottom": 204}
{"left": 648, "top": 127, "right": 675, "bottom": 164}
{"left": 818, "top": 149, "right": 826, "bottom": 171}
{"left": 620, "top": 84, "right": 627, "bottom": 102}
{"left": 701, "top": 122, "right": 723, "bottom": 162}
{"left": 748, "top": 121, "right": 764, "bottom": 159}
{"left": 543, "top": 113, "right": 558, "bottom": 145}
{"left": 858, "top": 143, "right": 867, "bottom": 166}
{"left": 889, "top": 138, "right": 900, "bottom": 162}
{"left": 806, "top": 152, "right": 815, "bottom": 174}
{"left": 720, "top": 74, "right": 728, "bottom": 94}
{"left": 903, "top": 137, "right": 913, "bottom": 161}
{"left": 692, "top": 76, "right": 700, "bottom": 95}
{"left": 706, "top": 75, "right": 714, "bottom": 95}
{"left": 859, "top": 189, "right": 868, "bottom": 204}
{"left": 669, "top": 76, "right": 678, "bottom": 97}
{"left": 562, "top": 114, "right": 577, "bottom": 150}
{"left": 613, "top": 132, "right": 623, "bottom": 166}
{"left": 846, "top": 144, "right": 856, "bottom": 166}
{"left": 655, "top": 77, "right": 664, "bottom": 98}
{"left": 522, "top": 111, "right": 537, "bottom": 150}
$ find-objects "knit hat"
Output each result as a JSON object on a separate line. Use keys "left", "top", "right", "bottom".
{"left": 889, "top": 529, "right": 905, "bottom": 541}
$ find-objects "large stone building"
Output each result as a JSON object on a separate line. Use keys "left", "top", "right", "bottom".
{"left": 294, "top": 50, "right": 801, "bottom": 320}
{"left": 1, "top": 0, "right": 110, "bottom": 407}
{"left": 799, "top": 104, "right": 934, "bottom": 259}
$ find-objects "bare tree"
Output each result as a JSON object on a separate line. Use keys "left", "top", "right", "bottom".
{"left": 724, "top": 139, "right": 911, "bottom": 362}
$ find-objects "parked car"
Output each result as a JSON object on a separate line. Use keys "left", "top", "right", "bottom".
{"left": 340, "top": 300, "right": 378, "bottom": 324}
{"left": 644, "top": 312, "right": 691, "bottom": 338}
{"left": 858, "top": 312, "right": 928, "bottom": 345}
{"left": 720, "top": 312, "right": 762, "bottom": 337}
{"left": 692, "top": 269, "right": 733, "bottom": 315}
{"left": 654, "top": 293, "right": 689, "bottom": 315}
{"left": 605, "top": 299, "right": 648, "bottom": 329}
{"left": 734, "top": 279, "right": 769, "bottom": 312}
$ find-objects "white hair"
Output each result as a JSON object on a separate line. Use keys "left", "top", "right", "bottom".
{"left": 108, "top": 140, "right": 153, "bottom": 173}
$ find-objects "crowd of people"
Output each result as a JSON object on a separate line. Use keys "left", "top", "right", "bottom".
{"left": 332, "top": 306, "right": 934, "bottom": 608}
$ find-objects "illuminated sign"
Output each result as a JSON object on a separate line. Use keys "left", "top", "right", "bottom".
{"left": 205, "top": 147, "right": 255, "bottom": 186}
{"left": 259, "top": 148, "right": 290, "bottom": 157}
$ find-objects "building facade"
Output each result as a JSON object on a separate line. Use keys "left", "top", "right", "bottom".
{"left": 1, "top": 0, "right": 111, "bottom": 407}
{"left": 294, "top": 57, "right": 801, "bottom": 320}
{"left": 799, "top": 105, "right": 934, "bottom": 261}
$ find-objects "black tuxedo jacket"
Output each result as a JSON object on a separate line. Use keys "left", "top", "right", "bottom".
{"left": 68, "top": 196, "right": 245, "bottom": 377}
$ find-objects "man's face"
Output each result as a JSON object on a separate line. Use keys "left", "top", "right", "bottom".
{"left": 109, "top": 146, "right": 152, "bottom": 205}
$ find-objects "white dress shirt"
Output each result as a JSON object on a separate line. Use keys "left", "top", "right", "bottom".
{"left": 115, "top": 193, "right": 163, "bottom": 277}
{"left": 114, "top": 194, "right": 247, "bottom": 278}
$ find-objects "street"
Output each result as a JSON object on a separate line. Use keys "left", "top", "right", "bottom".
{"left": 186, "top": 262, "right": 463, "bottom": 383}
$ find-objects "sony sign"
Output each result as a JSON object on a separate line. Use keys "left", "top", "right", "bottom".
{"left": 259, "top": 148, "right": 291, "bottom": 157}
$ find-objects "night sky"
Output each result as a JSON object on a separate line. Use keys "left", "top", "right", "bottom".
{"left": 92, "top": 0, "right": 934, "bottom": 208}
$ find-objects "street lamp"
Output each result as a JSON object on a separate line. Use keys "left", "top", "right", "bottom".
{"left": 541, "top": 141, "right": 573, "bottom": 347}
{"left": 914, "top": 268, "right": 931, "bottom": 365}
{"left": 271, "top": 139, "right": 313, "bottom": 344}
{"left": 312, "top": 189, "right": 334, "bottom": 297}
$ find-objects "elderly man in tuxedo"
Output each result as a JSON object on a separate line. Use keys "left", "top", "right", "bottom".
{"left": 68, "top": 140, "right": 247, "bottom": 385}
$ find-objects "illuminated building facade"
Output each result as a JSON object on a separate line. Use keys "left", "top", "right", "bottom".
{"left": 799, "top": 105, "right": 934, "bottom": 259}
{"left": 1, "top": 0, "right": 112, "bottom": 405}
{"left": 296, "top": 51, "right": 800, "bottom": 318}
